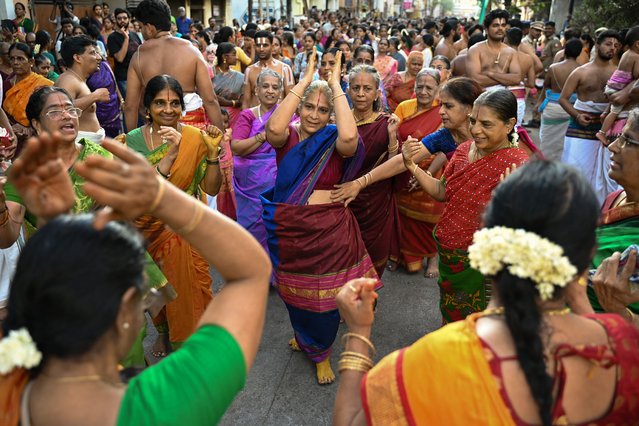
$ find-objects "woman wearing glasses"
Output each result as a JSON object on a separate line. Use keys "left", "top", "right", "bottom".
{"left": 0, "top": 86, "right": 170, "bottom": 366}
{"left": 581, "top": 108, "right": 639, "bottom": 318}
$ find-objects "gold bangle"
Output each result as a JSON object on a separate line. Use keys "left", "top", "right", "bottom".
{"left": 425, "top": 170, "right": 433, "bottom": 177}
{"left": 149, "top": 177, "right": 166, "bottom": 213}
{"left": 411, "top": 164, "right": 419, "bottom": 175}
{"left": 387, "top": 143, "right": 398, "bottom": 152}
{"left": 206, "top": 157, "right": 220, "bottom": 165}
{"left": 175, "top": 203, "right": 205, "bottom": 235}
{"left": 341, "top": 332, "right": 376, "bottom": 355}
{"left": 337, "top": 360, "right": 372, "bottom": 374}
{"left": 626, "top": 308, "right": 636, "bottom": 322}
{"left": 354, "top": 177, "right": 365, "bottom": 188}
{"left": 340, "top": 352, "right": 374, "bottom": 367}
{"left": 332, "top": 92, "right": 346, "bottom": 101}
{"left": 289, "top": 89, "right": 303, "bottom": 100}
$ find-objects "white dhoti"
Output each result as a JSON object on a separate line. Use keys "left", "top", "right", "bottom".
{"left": 561, "top": 99, "right": 619, "bottom": 204}
{"left": 508, "top": 85, "right": 527, "bottom": 126}
{"left": 540, "top": 101, "right": 571, "bottom": 161}
{"left": 0, "top": 229, "right": 24, "bottom": 309}
{"left": 76, "top": 128, "right": 106, "bottom": 144}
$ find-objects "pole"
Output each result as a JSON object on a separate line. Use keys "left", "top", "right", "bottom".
{"left": 479, "top": 0, "right": 489, "bottom": 23}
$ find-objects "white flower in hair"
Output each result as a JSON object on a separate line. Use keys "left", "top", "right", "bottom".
{"left": 509, "top": 130, "right": 519, "bottom": 147}
{"left": 0, "top": 328, "right": 42, "bottom": 375}
{"left": 468, "top": 227, "right": 577, "bottom": 301}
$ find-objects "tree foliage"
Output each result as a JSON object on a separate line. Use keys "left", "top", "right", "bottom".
{"left": 572, "top": 0, "right": 638, "bottom": 31}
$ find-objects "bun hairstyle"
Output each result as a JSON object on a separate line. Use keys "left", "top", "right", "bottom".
{"left": 482, "top": 160, "right": 599, "bottom": 426}
{"left": 3, "top": 215, "right": 147, "bottom": 364}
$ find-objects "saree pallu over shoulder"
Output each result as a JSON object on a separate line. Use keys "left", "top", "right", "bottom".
{"left": 362, "top": 314, "right": 515, "bottom": 425}
{"left": 2, "top": 73, "right": 53, "bottom": 126}
{"left": 436, "top": 142, "right": 529, "bottom": 251}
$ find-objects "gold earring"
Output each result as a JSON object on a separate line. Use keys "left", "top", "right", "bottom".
{"left": 145, "top": 112, "right": 151, "bottom": 120}
{"left": 123, "top": 322, "right": 130, "bottom": 329}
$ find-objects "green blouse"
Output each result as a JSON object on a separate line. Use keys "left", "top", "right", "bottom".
{"left": 118, "top": 325, "right": 246, "bottom": 425}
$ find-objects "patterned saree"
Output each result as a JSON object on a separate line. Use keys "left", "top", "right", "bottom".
{"left": 261, "top": 125, "right": 378, "bottom": 362}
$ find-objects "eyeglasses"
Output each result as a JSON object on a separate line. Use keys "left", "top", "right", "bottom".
{"left": 616, "top": 133, "right": 639, "bottom": 148}
{"left": 42, "top": 108, "right": 83, "bottom": 120}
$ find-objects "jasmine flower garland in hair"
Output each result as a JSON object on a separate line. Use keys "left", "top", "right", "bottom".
{"left": 0, "top": 328, "right": 42, "bottom": 374}
{"left": 468, "top": 227, "right": 577, "bottom": 301}
{"left": 509, "top": 130, "right": 519, "bottom": 147}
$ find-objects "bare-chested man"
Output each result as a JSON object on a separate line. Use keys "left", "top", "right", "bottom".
{"left": 241, "top": 30, "right": 293, "bottom": 109}
{"left": 434, "top": 19, "right": 459, "bottom": 62}
{"left": 124, "top": 0, "right": 222, "bottom": 131}
{"left": 451, "top": 33, "right": 484, "bottom": 77}
{"left": 56, "top": 36, "right": 109, "bottom": 143}
{"left": 505, "top": 27, "right": 535, "bottom": 125}
{"left": 559, "top": 30, "right": 623, "bottom": 203}
{"left": 537, "top": 39, "right": 582, "bottom": 160}
{"left": 466, "top": 10, "right": 521, "bottom": 90}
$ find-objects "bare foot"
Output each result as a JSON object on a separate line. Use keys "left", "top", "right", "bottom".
{"left": 288, "top": 337, "right": 301, "bottom": 351}
{"left": 386, "top": 260, "right": 399, "bottom": 272}
{"left": 316, "top": 358, "right": 335, "bottom": 385}
{"left": 424, "top": 257, "right": 439, "bottom": 279}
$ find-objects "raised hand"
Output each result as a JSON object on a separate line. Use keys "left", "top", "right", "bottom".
{"left": 201, "top": 125, "right": 223, "bottom": 157}
{"left": 500, "top": 163, "right": 518, "bottom": 182}
{"left": 327, "top": 50, "right": 343, "bottom": 88}
{"left": 157, "top": 125, "right": 182, "bottom": 157}
{"left": 387, "top": 114, "right": 400, "bottom": 137}
{"left": 7, "top": 133, "right": 75, "bottom": 222}
{"left": 302, "top": 47, "right": 318, "bottom": 85}
{"left": 75, "top": 139, "right": 163, "bottom": 229}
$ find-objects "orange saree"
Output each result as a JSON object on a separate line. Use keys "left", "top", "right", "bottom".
{"left": 125, "top": 125, "right": 213, "bottom": 346}
{"left": 361, "top": 313, "right": 515, "bottom": 425}
{"left": 393, "top": 100, "right": 444, "bottom": 272}
{"left": 3, "top": 73, "right": 53, "bottom": 126}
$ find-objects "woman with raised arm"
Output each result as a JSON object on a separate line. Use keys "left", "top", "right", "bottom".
{"left": 262, "top": 48, "right": 378, "bottom": 385}
{"left": 231, "top": 69, "right": 284, "bottom": 254}
{"left": 333, "top": 160, "right": 639, "bottom": 425}
{"left": 0, "top": 136, "right": 271, "bottom": 426}
{"left": 118, "top": 75, "right": 223, "bottom": 356}
{"left": 346, "top": 64, "right": 400, "bottom": 277}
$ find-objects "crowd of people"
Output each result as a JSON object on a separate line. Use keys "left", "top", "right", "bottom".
{"left": 0, "top": 1, "right": 639, "bottom": 424}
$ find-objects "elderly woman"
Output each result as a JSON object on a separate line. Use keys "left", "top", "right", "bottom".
{"left": 263, "top": 49, "right": 378, "bottom": 385}
{"left": 335, "top": 89, "right": 529, "bottom": 322}
{"left": 118, "top": 75, "right": 223, "bottom": 354}
{"left": 430, "top": 54, "right": 451, "bottom": 84}
{"left": 385, "top": 51, "right": 423, "bottom": 111}
{"left": 343, "top": 64, "right": 400, "bottom": 277}
{"left": 334, "top": 78, "right": 484, "bottom": 277}
{"left": 333, "top": 160, "right": 639, "bottom": 425}
{"left": 231, "top": 69, "right": 283, "bottom": 254}
{"left": 0, "top": 136, "right": 271, "bottom": 425}
{"left": 2, "top": 43, "right": 53, "bottom": 148}
{"left": 584, "top": 108, "right": 639, "bottom": 316}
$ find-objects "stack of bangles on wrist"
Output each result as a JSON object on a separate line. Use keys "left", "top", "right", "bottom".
{"left": 338, "top": 333, "right": 376, "bottom": 374}
{"left": 0, "top": 208, "right": 9, "bottom": 227}
{"left": 289, "top": 89, "right": 302, "bottom": 100}
{"left": 356, "top": 172, "right": 372, "bottom": 188}
{"left": 333, "top": 92, "right": 346, "bottom": 101}
{"left": 387, "top": 143, "right": 398, "bottom": 153}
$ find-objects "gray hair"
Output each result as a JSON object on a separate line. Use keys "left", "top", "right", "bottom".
{"left": 415, "top": 68, "right": 441, "bottom": 87}
{"left": 256, "top": 69, "right": 283, "bottom": 91}
{"left": 628, "top": 108, "right": 639, "bottom": 133}
{"left": 347, "top": 64, "right": 381, "bottom": 90}
{"left": 302, "top": 80, "right": 334, "bottom": 110}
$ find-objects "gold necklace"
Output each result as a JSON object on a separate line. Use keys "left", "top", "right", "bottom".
{"left": 353, "top": 110, "right": 377, "bottom": 124}
{"left": 67, "top": 68, "right": 85, "bottom": 82}
{"left": 483, "top": 307, "right": 571, "bottom": 316}
{"left": 41, "top": 373, "right": 124, "bottom": 387}
{"left": 487, "top": 41, "right": 502, "bottom": 65}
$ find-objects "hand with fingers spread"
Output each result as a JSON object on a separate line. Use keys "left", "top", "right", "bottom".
{"left": 74, "top": 139, "right": 162, "bottom": 229}
{"left": 7, "top": 134, "right": 75, "bottom": 222}
{"left": 500, "top": 162, "right": 518, "bottom": 182}
{"left": 331, "top": 179, "right": 364, "bottom": 207}
{"left": 592, "top": 250, "right": 639, "bottom": 321}
{"left": 336, "top": 278, "right": 379, "bottom": 333}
